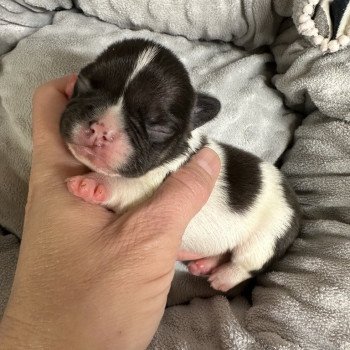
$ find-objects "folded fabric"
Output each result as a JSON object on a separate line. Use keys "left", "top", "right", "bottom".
{"left": 0, "top": 0, "right": 72, "bottom": 55}
{"left": 74, "top": 0, "right": 286, "bottom": 49}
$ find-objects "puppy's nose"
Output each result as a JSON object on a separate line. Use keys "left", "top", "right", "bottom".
{"left": 88, "top": 121, "right": 116, "bottom": 145}
{"left": 89, "top": 121, "right": 106, "bottom": 137}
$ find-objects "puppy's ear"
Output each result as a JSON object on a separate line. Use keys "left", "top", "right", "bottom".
{"left": 72, "top": 74, "right": 91, "bottom": 97}
{"left": 191, "top": 93, "right": 221, "bottom": 130}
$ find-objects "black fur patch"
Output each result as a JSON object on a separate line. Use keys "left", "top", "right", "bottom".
{"left": 219, "top": 143, "right": 262, "bottom": 213}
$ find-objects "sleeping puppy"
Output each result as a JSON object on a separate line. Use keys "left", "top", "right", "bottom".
{"left": 60, "top": 39, "right": 301, "bottom": 292}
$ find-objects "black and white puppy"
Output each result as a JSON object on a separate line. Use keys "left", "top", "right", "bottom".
{"left": 60, "top": 39, "right": 301, "bottom": 292}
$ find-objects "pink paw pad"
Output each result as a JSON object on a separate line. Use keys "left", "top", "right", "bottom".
{"left": 187, "top": 256, "right": 221, "bottom": 276}
{"left": 66, "top": 176, "right": 107, "bottom": 204}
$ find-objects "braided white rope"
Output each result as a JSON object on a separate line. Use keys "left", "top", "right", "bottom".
{"left": 297, "top": 0, "right": 350, "bottom": 53}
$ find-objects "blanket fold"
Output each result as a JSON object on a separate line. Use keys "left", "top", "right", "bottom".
{"left": 74, "top": 0, "right": 285, "bottom": 49}
{"left": 0, "top": 0, "right": 72, "bottom": 55}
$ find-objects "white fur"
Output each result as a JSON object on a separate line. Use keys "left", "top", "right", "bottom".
{"left": 126, "top": 46, "right": 159, "bottom": 87}
{"left": 105, "top": 130, "right": 203, "bottom": 211}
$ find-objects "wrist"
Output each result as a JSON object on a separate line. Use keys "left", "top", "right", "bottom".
{"left": 0, "top": 312, "right": 48, "bottom": 350}
{"left": 0, "top": 299, "right": 154, "bottom": 350}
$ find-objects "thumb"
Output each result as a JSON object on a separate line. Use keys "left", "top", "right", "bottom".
{"left": 108, "top": 147, "right": 220, "bottom": 261}
{"left": 147, "top": 147, "right": 221, "bottom": 233}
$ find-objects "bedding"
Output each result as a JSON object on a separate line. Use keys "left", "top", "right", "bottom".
{"left": 0, "top": 1, "right": 349, "bottom": 349}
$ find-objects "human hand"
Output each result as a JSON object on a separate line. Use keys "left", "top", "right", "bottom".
{"left": 0, "top": 75, "right": 220, "bottom": 350}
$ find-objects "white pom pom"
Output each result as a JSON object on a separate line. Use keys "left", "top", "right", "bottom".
{"left": 307, "top": 28, "right": 319, "bottom": 36}
{"left": 338, "top": 35, "right": 350, "bottom": 46}
{"left": 299, "top": 14, "right": 310, "bottom": 23}
{"left": 309, "top": 0, "right": 319, "bottom": 5}
{"left": 313, "top": 35, "right": 324, "bottom": 45}
{"left": 346, "top": 26, "right": 350, "bottom": 36}
{"left": 328, "top": 40, "right": 340, "bottom": 52}
{"left": 299, "top": 20, "right": 315, "bottom": 32}
{"left": 321, "top": 38, "right": 329, "bottom": 52}
{"left": 303, "top": 4, "right": 314, "bottom": 15}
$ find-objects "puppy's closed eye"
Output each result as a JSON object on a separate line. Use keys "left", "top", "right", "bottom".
{"left": 146, "top": 120, "right": 176, "bottom": 143}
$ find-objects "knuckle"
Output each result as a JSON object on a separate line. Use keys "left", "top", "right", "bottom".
{"left": 136, "top": 204, "right": 177, "bottom": 232}
{"left": 173, "top": 165, "right": 211, "bottom": 200}
{"left": 115, "top": 212, "right": 167, "bottom": 259}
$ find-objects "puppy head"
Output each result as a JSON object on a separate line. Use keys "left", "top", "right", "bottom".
{"left": 60, "top": 39, "right": 220, "bottom": 177}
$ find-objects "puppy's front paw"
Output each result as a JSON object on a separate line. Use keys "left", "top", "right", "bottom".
{"left": 208, "top": 267, "right": 235, "bottom": 292}
{"left": 187, "top": 255, "right": 222, "bottom": 276}
{"left": 208, "top": 264, "right": 251, "bottom": 292}
{"left": 66, "top": 175, "right": 108, "bottom": 204}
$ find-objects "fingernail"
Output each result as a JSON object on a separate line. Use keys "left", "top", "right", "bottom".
{"left": 193, "top": 147, "right": 220, "bottom": 177}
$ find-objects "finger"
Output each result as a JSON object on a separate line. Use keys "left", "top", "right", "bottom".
{"left": 32, "top": 74, "right": 75, "bottom": 150}
{"left": 153, "top": 147, "right": 220, "bottom": 226}
{"left": 113, "top": 147, "right": 220, "bottom": 261}
{"left": 126, "top": 147, "right": 220, "bottom": 244}
{"left": 31, "top": 75, "right": 86, "bottom": 182}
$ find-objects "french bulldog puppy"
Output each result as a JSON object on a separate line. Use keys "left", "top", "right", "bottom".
{"left": 60, "top": 39, "right": 301, "bottom": 292}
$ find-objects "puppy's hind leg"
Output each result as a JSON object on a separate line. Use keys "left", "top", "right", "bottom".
{"left": 208, "top": 261, "right": 252, "bottom": 293}
{"left": 208, "top": 235, "right": 276, "bottom": 292}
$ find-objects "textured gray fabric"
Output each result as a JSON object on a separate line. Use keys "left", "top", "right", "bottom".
{"left": 0, "top": 0, "right": 72, "bottom": 55}
{"left": 314, "top": 4, "right": 331, "bottom": 38}
{"left": 0, "top": 234, "right": 19, "bottom": 316}
{"left": 0, "top": 1, "right": 349, "bottom": 349}
{"left": 74, "top": 0, "right": 283, "bottom": 49}
{"left": 274, "top": 41, "right": 350, "bottom": 122}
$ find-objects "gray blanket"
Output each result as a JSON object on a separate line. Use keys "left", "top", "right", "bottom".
{"left": 1, "top": 0, "right": 349, "bottom": 349}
